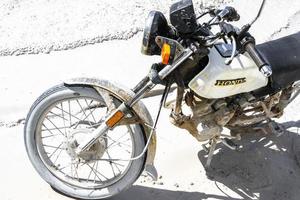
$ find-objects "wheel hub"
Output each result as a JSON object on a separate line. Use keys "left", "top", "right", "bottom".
{"left": 65, "top": 128, "right": 107, "bottom": 161}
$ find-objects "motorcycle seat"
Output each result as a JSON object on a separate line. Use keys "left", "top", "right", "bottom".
{"left": 257, "top": 32, "right": 300, "bottom": 89}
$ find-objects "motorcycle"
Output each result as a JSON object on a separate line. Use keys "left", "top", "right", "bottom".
{"left": 24, "top": 0, "right": 300, "bottom": 199}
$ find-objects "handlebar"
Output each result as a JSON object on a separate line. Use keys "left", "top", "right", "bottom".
{"left": 195, "top": 6, "right": 272, "bottom": 77}
{"left": 244, "top": 42, "right": 272, "bottom": 77}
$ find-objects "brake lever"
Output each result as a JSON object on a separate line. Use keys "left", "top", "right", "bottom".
{"left": 225, "top": 35, "right": 236, "bottom": 65}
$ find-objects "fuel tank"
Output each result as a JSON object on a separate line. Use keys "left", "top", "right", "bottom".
{"left": 188, "top": 46, "right": 268, "bottom": 99}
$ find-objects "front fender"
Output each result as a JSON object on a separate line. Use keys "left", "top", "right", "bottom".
{"left": 64, "top": 77, "right": 157, "bottom": 180}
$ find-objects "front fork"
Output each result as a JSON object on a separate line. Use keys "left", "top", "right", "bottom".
{"left": 76, "top": 48, "right": 194, "bottom": 155}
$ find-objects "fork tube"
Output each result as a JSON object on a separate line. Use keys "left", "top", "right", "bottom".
{"left": 133, "top": 76, "right": 150, "bottom": 93}
{"left": 127, "top": 81, "right": 155, "bottom": 107}
{"left": 128, "top": 49, "right": 193, "bottom": 106}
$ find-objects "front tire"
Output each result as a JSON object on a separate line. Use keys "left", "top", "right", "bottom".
{"left": 24, "top": 84, "right": 146, "bottom": 199}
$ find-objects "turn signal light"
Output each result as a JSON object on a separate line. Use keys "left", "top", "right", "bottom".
{"left": 106, "top": 110, "right": 124, "bottom": 128}
{"left": 161, "top": 43, "right": 171, "bottom": 65}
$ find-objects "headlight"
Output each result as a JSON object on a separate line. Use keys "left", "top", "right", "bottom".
{"left": 141, "top": 11, "right": 170, "bottom": 56}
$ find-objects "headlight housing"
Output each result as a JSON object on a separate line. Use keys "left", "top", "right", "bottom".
{"left": 141, "top": 11, "right": 172, "bottom": 56}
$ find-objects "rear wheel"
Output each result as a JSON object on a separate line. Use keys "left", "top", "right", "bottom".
{"left": 24, "top": 85, "right": 146, "bottom": 199}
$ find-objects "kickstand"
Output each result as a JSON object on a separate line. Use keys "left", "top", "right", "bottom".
{"left": 205, "top": 138, "right": 217, "bottom": 169}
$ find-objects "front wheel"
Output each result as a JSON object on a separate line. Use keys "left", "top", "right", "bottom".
{"left": 24, "top": 84, "right": 146, "bottom": 199}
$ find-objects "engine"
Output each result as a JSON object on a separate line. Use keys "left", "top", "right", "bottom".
{"left": 168, "top": 87, "right": 288, "bottom": 142}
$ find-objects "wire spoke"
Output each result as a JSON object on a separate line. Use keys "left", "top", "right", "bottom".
{"left": 104, "top": 131, "right": 130, "bottom": 151}
{"left": 41, "top": 126, "right": 72, "bottom": 132}
{"left": 70, "top": 161, "right": 74, "bottom": 177}
{"left": 87, "top": 162, "right": 97, "bottom": 181}
{"left": 53, "top": 147, "right": 64, "bottom": 164}
{"left": 57, "top": 163, "right": 72, "bottom": 171}
{"left": 105, "top": 134, "right": 132, "bottom": 148}
{"left": 43, "top": 144, "right": 65, "bottom": 149}
{"left": 86, "top": 163, "right": 106, "bottom": 181}
{"left": 48, "top": 111, "right": 68, "bottom": 121}
{"left": 42, "top": 124, "right": 55, "bottom": 135}
{"left": 110, "top": 161, "right": 125, "bottom": 167}
{"left": 45, "top": 117, "right": 66, "bottom": 138}
{"left": 106, "top": 152, "right": 117, "bottom": 176}
{"left": 45, "top": 143, "right": 64, "bottom": 158}
{"left": 76, "top": 99, "right": 88, "bottom": 117}
{"left": 61, "top": 102, "right": 68, "bottom": 137}
{"left": 73, "top": 106, "right": 99, "bottom": 129}
{"left": 94, "top": 161, "right": 99, "bottom": 183}
{"left": 84, "top": 99, "right": 97, "bottom": 123}
{"left": 106, "top": 150, "right": 121, "bottom": 174}
{"left": 106, "top": 138, "right": 132, "bottom": 152}
{"left": 108, "top": 137, "right": 132, "bottom": 154}
{"left": 74, "top": 162, "right": 80, "bottom": 181}
{"left": 54, "top": 105, "right": 82, "bottom": 122}
{"left": 67, "top": 100, "right": 72, "bottom": 127}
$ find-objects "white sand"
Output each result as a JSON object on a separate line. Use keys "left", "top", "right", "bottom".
{"left": 0, "top": 0, "right": 299, "bottom": 55}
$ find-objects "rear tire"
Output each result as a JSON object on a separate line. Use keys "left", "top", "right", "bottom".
{"left": 24, "top": 84, "right": 146, "bottom": 199}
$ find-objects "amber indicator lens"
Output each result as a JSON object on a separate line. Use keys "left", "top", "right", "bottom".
{"left": 161, "top": 43, "right": 171, "bottom": 65}
{"left": 106, "top": 110, "right": 124, "bottom": 128}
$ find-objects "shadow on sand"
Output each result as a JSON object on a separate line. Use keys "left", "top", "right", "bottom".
{"left": 111, "top": 121, "right": 300, "bottom": 200}
{"left": 197, "top": 121, "right": 300, "bottom": 200}
{"left": 110, "top": 185, "right": 242, "bottom": 200}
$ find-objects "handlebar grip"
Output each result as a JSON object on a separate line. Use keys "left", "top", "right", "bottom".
{"left": 226, "top": 7, "right": 240, "bottom": 21}
{"left": 245, "top": 43, "right": 272, "bottom": 77}
{"left": 245, "top": 43, "right": 266, "bottom": 69}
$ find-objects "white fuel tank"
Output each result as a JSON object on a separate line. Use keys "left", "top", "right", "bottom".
{"left": 188, "top": 47, "right": 268, "bottom": 99}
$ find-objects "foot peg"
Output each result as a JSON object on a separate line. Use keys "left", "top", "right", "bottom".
{"left": 221, "top": 138, "right": 240, "bottom": 151}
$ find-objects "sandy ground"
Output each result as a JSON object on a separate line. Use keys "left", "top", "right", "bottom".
{"left": 1, "top": 0, "right": 300, "bottom": 200}
{"left": 0, "top": 0, "right": 299, "bottom": 56}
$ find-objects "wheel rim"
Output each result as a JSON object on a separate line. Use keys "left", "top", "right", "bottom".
{"left": 35, "top": 96, "right": 135, "bottom": 189}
